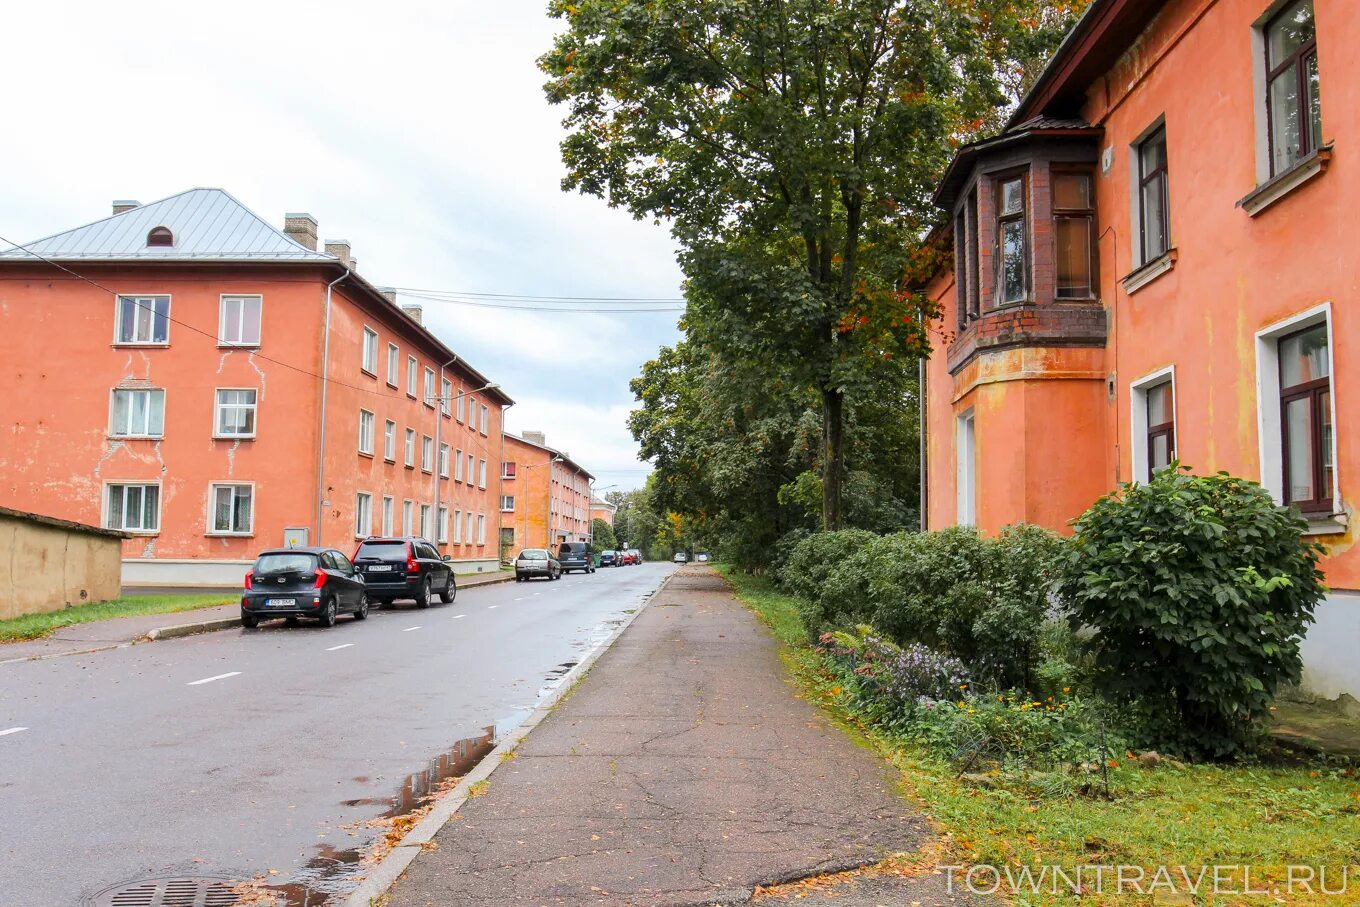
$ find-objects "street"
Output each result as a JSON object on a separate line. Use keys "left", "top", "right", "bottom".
{"left": 0, "top": 562, "right": 673, "bottom": 907}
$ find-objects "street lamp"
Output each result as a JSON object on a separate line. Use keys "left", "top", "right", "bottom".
{"left": 433, "top": 374, "right": 501, "bottom": 547}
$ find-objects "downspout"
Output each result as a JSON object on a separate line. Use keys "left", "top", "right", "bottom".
{"left": 315, "top": 268, "right": 351, "bottom": 546}
{"left": 497, "top": 403, "right": 512, "bottom": 563}
{"left": 919, "top": 355, "right": 928, "bottom": 532}
{"left": 435, "top": 356, "right": 457, "bottom": 547}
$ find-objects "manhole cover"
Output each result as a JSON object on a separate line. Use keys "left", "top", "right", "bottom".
{"left": 88, "top": 876, "right": 238, "bottom": 907}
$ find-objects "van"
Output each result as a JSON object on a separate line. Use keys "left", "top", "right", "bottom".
{"left": 557, "top": 541, "right": 595, "bottom": 574}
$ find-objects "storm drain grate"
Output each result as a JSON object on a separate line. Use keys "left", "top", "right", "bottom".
{"left": 89, "top": 876, "right": 238, "bottom": 907}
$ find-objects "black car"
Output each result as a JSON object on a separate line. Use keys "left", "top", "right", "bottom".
{"left": 352, "top": 537, "right": 456, "bottom": 608}
{"left": 241, "top": 547, "right": 369, "bottom": 628}
{"left": 557, "top": 541, "right": 596, "bottom": 574}
{"left": 598, "top": 550, "right": 619, "bottom": 568}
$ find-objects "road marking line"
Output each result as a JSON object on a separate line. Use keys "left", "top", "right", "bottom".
{"left": 187, "top": 672, "right": 241, "bottom": 686}
{"left": 402, "top": 626, "right": 422, "bottom": 632}
{"left": 487, "top": 605, "right": 499, "bottom": 610}
{"left": 326, "top": 643, "right": 355, "bottom": 651}
{"left": 452, "top": 614, "right": 465, "bottom": 620}
{"left": 513, "top": 598, "right": 524, "bottom": 602}
{"left": 0, "top": 727, "right": 28, "bottom": 737}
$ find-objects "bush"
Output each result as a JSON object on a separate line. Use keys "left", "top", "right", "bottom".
{"left": 817, "top": 627, "right": 970, "bottom": 727}
{"left": 1057, "top": 467, "right": 1326, "bottom": 758}
{"left": 779, "top": 529, "right": 877, "bottom": 629}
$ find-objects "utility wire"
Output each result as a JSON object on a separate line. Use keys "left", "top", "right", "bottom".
{"left": 389, "top": 286, "right": 685, "bottom": 304}
{"left": 397, "top": 290, "right": 685, "bottom": 314}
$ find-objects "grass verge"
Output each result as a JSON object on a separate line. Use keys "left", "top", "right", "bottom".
{"left": 717, "top": 565, "right": 1360, "bottom": 907}
{"left": 0, "top": 594, "right": 234, "bottom": 643}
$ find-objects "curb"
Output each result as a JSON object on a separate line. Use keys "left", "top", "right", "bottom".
{"left": 145, "top": 617, "right": 242, "bottom": 641}
{"left": 339, "top": 569, "right": 678, "bottom": 907}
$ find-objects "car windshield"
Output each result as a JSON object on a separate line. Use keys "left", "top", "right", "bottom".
{"left": 558, "top": 545, "right": 583, "bottom": 557}
{"left": 519, "top": 550, "right": 548, "bottom": 561}
{"left": 356, "top": 541, "right": 407, "bottom": 558}
{"left": 254, "top": 553, "right": 317, "bottom": 575}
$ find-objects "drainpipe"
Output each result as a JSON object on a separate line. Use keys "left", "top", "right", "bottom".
{"left": 919, "top": 355, "right": 928, "bottom": 532}
{"left": 497, "top": 403, "right": 512, "bottom": 563}
{"left": 435, "top": 356, "right": 457, "bottom": 547}
{"left": 315, "top": 268, "right": 351, "bottom": 546}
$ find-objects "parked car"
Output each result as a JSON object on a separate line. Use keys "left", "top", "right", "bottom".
{"left": 557, "top": 541, "right": 596, "bottom": 574}
{"left": 598, "top": 550, "right": 619, "bottom": 568}
{"left": 352, "top": 537, "right": 456, "bottom": 608}
{"left": 673, "top": 552, "right": 689, "bottom": 563}
{"left": 626, "top": 548, "right": 643, "bottom": 565}
{"left": 696, "top": 553, "right": 710, "bottom": 562}
{"left": 515, "top": 548, "right": 562, "bottom": 581}
{"left": 242, "top": 547, "right": 369, "bottom": 628}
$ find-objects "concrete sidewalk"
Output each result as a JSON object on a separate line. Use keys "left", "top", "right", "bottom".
{"left": 387, "top": 567, "right": 971, "bottom": 907}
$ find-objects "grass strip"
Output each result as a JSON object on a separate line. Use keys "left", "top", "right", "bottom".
{"left": 0, "top": 594, "right": 234, "bottom": 642}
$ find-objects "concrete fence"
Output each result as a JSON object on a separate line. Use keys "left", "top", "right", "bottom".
{"left": 0, "top": 506, "right": 128, "bottom": 620}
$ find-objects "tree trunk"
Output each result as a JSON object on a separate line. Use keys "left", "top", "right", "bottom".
{"left": 822, "top": 386, "right": 844, "bottom": 530}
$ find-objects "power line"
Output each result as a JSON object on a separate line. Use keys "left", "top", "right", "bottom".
{"left": 390, "top": 286, "right": 685, "bottom": 304}
{"left": 397, "top": 290, "right": 685, "bottom": 314}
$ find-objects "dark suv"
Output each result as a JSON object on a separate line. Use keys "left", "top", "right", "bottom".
{"left": 557, "top": 542, "right": 596, "bottom": 574}
{"left": 241, "top": 547, "right": 369, "bottom": 628}
{"left": 352, "top": 537, "right": 455, "bottom": 608}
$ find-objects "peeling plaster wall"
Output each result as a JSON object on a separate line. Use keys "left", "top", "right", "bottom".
{"left": 0, "top": 513, "right": 122, "bottom": 618}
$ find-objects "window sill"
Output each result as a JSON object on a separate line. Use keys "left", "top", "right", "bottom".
{"left": 207, "top": 532, "right": 254, "bottom": 538}
{"left": 217, "top": 343, "right": 261, "bottom": 351}
{"left": 119, "top": 530, "right": 161, "bottom": 537}
{"left": 1122, "top": 248, "right": 1177, "bottom": 295}
{"left": 384, "top": 456, "right": 396, "bottom": 464}
{"left": 1238, "top": 146, "right": 1332, "bottom": 217}
{"left": 109, "top": 435, "right": 165, "bottom": 442}
{"left": 1302, "top": 513, "right": 1348, "bottom": 537}
{"left": 112, "top": 343, "right": 170, "bottom": 349}
{"left": 361, "top": 368, "right": 378, "bottom": 379}
{"left": 359, "top": 451, "right": 376, "bottom": 459}
{"left": 213, "top": 434, "right": 256, "bottom": 441}
{"left": 404, "top": 464, "right": 416, "bottom": 470}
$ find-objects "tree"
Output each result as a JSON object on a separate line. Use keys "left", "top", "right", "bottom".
{"left": 590, "top": 518, "right": 617, "bottom": 553}
{"left": 542, "top": 0, "right": 1082, "bottom": 528}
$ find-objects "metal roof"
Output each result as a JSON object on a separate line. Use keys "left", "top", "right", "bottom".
{"left": 0, "top": 188, "right": 335, "bottom": 262}
{"left": 505, "top": 433, "right": 596, "bottom": 481}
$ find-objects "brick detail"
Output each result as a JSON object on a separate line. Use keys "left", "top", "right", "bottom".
{"left": 947, "top": 303, "right": 1107, "bottom": 375}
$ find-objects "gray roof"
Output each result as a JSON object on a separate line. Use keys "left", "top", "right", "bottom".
{"left": 0, "top": 188, "right": 335, "bottom": 262}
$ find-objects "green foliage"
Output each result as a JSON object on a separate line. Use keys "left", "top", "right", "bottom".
{"left": 1057, "top": 466, "right": 1327, "bottom": 758}
{"left": 779, "top": 528, "right": 878, "bottom": 616}
{"left": 0, "top": 594, "right": 233, "bottom": 642}
{"left": 589, "top": 518, "right": 617, "bottom": 553}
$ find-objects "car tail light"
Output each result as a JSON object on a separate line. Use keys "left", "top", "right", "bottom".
{"left": 244, "top": 571, "right": 253, "bottom": 590}
{"left": 313, "top": 572, "right": 328, "bottom": 589}
{"left": 407, "top": 543, "right": 419, "bottom": 573}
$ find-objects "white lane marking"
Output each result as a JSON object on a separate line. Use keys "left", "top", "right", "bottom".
{"left": 187, "top": 672, "right": 241, "bottom": 686}
{"left": 402, "top": 626, "right": 422, "bottom": 632}
{"left": 326, "top": 643, "right": 355, "bottom": 651}
{"left": 533, "top": 593, "right": 541, "bottom": 597}
{"left": 452, "top": 614, "right": 466, "bottom": 620}
{"left": 0, "top": 727, "right": 28, "bottom": 737}
{"left": 487, "top": 605, "right": 499, "bottom": 610}
{"left": 513, "top": 598, "right": 524, "bottom": 602}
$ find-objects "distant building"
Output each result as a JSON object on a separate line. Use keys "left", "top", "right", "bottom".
{"left": 590, "top": 497, "right": 617, "bottom": 527}
{"left": 502, "top": 432, "right": 595, "bottom": 553}
{"left": 0, "top": 189, "right": 513, "bottom": 585}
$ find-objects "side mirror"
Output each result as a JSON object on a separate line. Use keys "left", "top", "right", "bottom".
{"left": 442, "top": 554, "right": 452, "bottom": 561}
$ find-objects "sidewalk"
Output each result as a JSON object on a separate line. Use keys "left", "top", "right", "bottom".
{"left": 0, "top": 570, "right": 513, "bottom": 664}
{"left": 387, "top": 567, "right": 972, "bottom": 907}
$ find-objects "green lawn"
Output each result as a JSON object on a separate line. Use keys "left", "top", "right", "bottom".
{"left": 717, "top": 565, "right": 1360, "bottom": 907}
{"left": 0, "top": 594, "right": 235, "bottom": 643}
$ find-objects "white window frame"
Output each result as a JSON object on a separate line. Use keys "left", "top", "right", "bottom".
{"left": 383, "top": 420, "right": 397, "bottom": 461}
{"left": 114, "top": 295, "right": 171, "bottom": 346}
{"left": 420, "top": 503, "right": 433, "bottom": 540}
{"left": 456, "top": 390, "right": 465, "bottom": 423}
{"left": 438, "top": 505, "right": 449, "bottom": 543}
{"left": 404, "top": 428, "right": 416, "bottom": 468}
{"left": 381, "top": 495, "right": 395, "bottom": 536}
{"left": 386, "top": 343, "right": 401, "bottom": 387}
{"left": 104, "top": 482, "right": 161, "bottom": 534}
{"left": 501, "top": 461, "right": 516, "bottom": 479}
{"left": 441, "top": 378, "right": 453, "bottom": 417}
{"left": 439, "top": 443, "right": 450, "bottom": 478}
{"left": 1255, "top": 302, "right": 1340, "bottom": 516}
{"left": 402, "top": 500, "right": 415, "bottom": 536}
{"left": 1130, "top": 366, "right": 1177, "bottom": 484}
{"left": 207, "top": 482, "right": 255, "bottom": 536}
{"left": 423, "top": 367, "right": 437, "bottom": 407}
{"left": 454, "top": 448, "right": 465, "bottom": 482}
{"left": 421, "top": 435, "right": 434, "bottom": 473}
{"left": 109, "top": 388, "right": 166, "bottom": 439}
{"left": 358, "top": 409, "right": 376, "bottom": 456}
{"left": 355, "top": 491, "right": 373, "bottom": 539}
{"left": 212, "top": 388, "right": 257, "bottom": 439}
{"left": 480, "top": 405, "right": 489, "bottom": 434}
{"left": 955, "top": 408, "right": 977, "bottom": 528}
{"left": 453, "top": 509, "right": 463, "bottom": 543}
{"left": 218, "top": 295, "right": 263, "bottom": 348}
{"left": 407, "top": 355, "right": 419, "bottom": 398}
{"left": 465, "top": 511, "right": 474, "bottom": 544}
{"left": 500, "top": 495, "right": 515, "bottom": 512}
{"left": 467, "top": 453, "right": 475, "bottom": 482}
{"left": 361, "top": 327, "right": 379, "bottom": 375}
{"left": 476, "top": 513, "right": 486, "bottom": 545}
{"left": 478, "top": 459, "right": 487, "bottom": 489}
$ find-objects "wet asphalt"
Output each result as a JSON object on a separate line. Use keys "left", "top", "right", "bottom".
{"left": 0, "top": 562, "right": 673, "bottom": 907}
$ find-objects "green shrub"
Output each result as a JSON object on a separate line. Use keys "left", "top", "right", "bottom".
{"left": 1056, "top": 466, "right": 1326, "bottom": 759}
{"left": 779, "top": 528, "right": 877, "bottom": 630}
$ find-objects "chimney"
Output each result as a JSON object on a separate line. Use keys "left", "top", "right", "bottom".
{"left": 523, "top": 431, "right": 547, "bottom": 446}
{"left": 112, "top": 200, "right": 141, "bottom": 215}
{"left": 323, "top": 240, "right": 352, "bottom": 267}
{"left": 378, "top": 287, "right": 398, "bottom": 304}
{"left": 284, "top": 213, "right": 318, "bottom": 250}
{"left": 401, "top": 304, "right": 424, "bottom": 325}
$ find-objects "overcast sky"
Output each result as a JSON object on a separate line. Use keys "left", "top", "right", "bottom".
{"left": 0, "top": 0, "right": 683, "bottom": 493}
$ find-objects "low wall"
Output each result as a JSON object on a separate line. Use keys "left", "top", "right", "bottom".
{"left": 0, "top": 508, "right": 125, "bottom": 619}
{"left": 1299, "top": 591, "right": 1360, "bottom": 701}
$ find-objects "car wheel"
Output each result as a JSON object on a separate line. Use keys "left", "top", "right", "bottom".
{"left": 415, "top": 577, "right": 431, "bottom": 609}
{"left": 438, "top": 575, "right": 455, "bottom": 604}
{"left": 319, "top": 596, "right": 338, "bottom": 628}
{"left": 515, "top": 573, "right": 524, "bottom": 582}
{"left": 240, "top": 611, "right": 259, "bottom": 629}
{"left": 353, "top": 594, "right": 370, "bottom": 620}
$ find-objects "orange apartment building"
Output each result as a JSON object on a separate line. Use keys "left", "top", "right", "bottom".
{"left": 922, "top": 0, "right": 1358, "bottom": 700}
{"left": 501, "top": 432, "right": 595, "bottom": 556}
{"left": 590, "top": 496, "right": 616, "bottom": 527}
{"left": 0, "top": 188, "right": 513, "bottom": 585}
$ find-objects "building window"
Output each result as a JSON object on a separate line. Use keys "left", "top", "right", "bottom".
{"left": 500, "top": 495, "right": 515, "bottom": 512}
{"left": 358, "top": 410, "right": 376, "bottom": 455}
{"left": 1053, "top": 173, "right": 1095, "bottom": 298}
{"left": 421, "top": 435, "right": 434, "bottom": 473}
{"left": 215, "top": 389, "right": 257, "bottom": 438}
{"left": 424, "top": 367, "right": 437, "bottom": 407}
{"left": 402, "top": 500, "right": 414, "bottom": 536}
{"left": 420, "top": 504, "right": 433, "bottom": 540}
{"left": 476, "top": 513, "right": 486, "bottom": 545}
{"left": 219, "top": 295, "right": 262, "bottom": 347}
{"left": 465, "top": 511, "right": 474, "bottom": 544}
{"left": 407, "top": 356, "right": 418, "bottom": 397}
{"left": 404, "top": 428, "right": 416, "bottom": 468}
{"left": 453, "top": 509, "right": 463, "bottom": 543}
{"left": 441, "top": 378, "right": 452, "bottom": 417}
{"left": 439, "top": 443, "right": 450, "bottom": 477}
{"left": 995, "top": 176, "right": 1028, "bottom": 305}
{"left": 381, "top": 495, "right": 394, "bottom": 536}
{"left": 438, "top": 506, "right": 449, "bottom": 543}
{"left": 1138, "top": 127, "right": 1170, "bottom": 264}
{"left": 1280, "top": 323, "right": 1332, "bottom": 513}
{"left": 146, "top": 226, "right": 174, "bottom": 247}
{"left": 467, "top": 453, "right": 475, "bottom": 481}
{"left": 383, "top": 420, "right": 397, "bottom": 461}
{"left": 115, "top": 295, "right": 170, "bottom": 345}
{"left": 456, "top": 390, "right": 465, "bottom": 423}
{"left": 1266, "top": 0, "right": 1321, "bottom": 176}
{"left": 110, "top": 388, "right": 165, "bottom": 438}
{"left": 956, "top": 409, "right": 976, "bottom": 528}
{"left": 480, "top": 404, "right": 489, "bottom": 434}
{"left": 502, "top": 461, "right": 517, "bottom": 479}
{"left": 455, "top": 448, "right": 465, "bottom": 481}
{"left": 356, "top": 492, "right": 373, "bottom": 538}
{"left": 478, "top": 459, "right": 487, "bottom": 489}
{"left": 210, "top": 483, "right": 254, "bottom": 535}
{"left": 362, "top": 327, "right": 379, "bottom": 375}
{"left": 955, "top": 187, "right": 980, "bottom": 327}
{"left": 387, "top": 343, "right": 401, "bottom": 387}
{"left": 106, "top": 483, "right": 159, "bottom": 532}
{"left": 1146, "top": 381, "right": 1176, "bottom": 480}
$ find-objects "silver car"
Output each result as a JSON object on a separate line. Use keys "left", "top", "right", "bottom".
{"left": 515, "top": 549, "right": 561, "bottom": 581}
{"left": 673, "top": 552, "right": 688, "bottom": 564}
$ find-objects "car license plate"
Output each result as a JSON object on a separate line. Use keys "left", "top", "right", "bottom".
{"left": 366, "top": 565, "right": 392, "bottom": 572}
{"left": 265, "top": 598, "right": 296, "bottom": 608}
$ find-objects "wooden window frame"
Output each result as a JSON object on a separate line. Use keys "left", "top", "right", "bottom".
{"left": 1138, "top": 127, "right": 1170, "bottom": 263}
{"left": 994, "top": 174, "right": 1029, "bottom": 306}
{"left": 1265, "top": 0, "right": 1320, "bottom": 177}
{"left": 1052, "top": 170, "right": 1097, "bottom": 300}
{"left": 1279, "top": 324, "right": 1332, "bottom": 515}
{"left": 1146, "top": 387, "right": 1176, "bottom": 482}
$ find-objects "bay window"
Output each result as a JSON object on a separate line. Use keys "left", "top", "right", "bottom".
{"left": 1053, "top": 173, "right": 1095, "bottom": 298}
{"left": 995, "top": 176, "right": 1028, "bottom": 304}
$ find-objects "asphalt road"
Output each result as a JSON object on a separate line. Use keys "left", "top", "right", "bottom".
{"left": 0, "top": 561, "right": 673, "bottom": 907}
